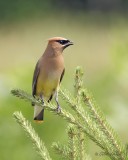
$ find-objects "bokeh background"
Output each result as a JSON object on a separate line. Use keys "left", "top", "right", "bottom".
{"left": 0, "top": 1, "right": 128, "bottom": 159}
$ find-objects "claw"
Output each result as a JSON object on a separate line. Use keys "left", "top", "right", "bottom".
{"left": 41, "top": 99, "right": 44, "bottom": 104}
{"left": 56, "top": 105, "right": 61, "bottom": 113}
{"left": 40, "top": 94, "right": 44, "bottom": 104}
{"left": 55, "top": 91, "right": 61, "bottom": 113}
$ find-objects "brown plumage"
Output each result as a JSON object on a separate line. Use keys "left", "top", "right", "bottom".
{"left": 32, "top": 37, "right": 73, "bottom": 122}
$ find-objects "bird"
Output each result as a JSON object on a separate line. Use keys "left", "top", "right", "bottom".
{"left": 32, "top": 37, "right": 73, "bottom": 122}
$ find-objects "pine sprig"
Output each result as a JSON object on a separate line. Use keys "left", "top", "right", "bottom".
{"left": 67, "top": 124, "right": 77, "bottom": 160}
{"left": 52, "top": 142, "right": 69, "bottom": 160}
{"left": 75, "top": 66, "right": 126, "bottom": 160}
{"left": 13, "top": 111, "right": 52, "bottom": 160}
{"left": 59, "top": 88, "right": 112, "bottom": 155}
{"left": 11, "top": 89, "right": 43, "bottom": 107}
{"left": 74, "top": 66, "right": 84, "bottom": 104}
{"left": 77, "top": 129, "right": 87, "bottom": 160}
{"left": 11, "top": 89, "right": 76, "bottom": 124}
{"left": 11, "top": 89, "right": 108, "bottom": 154}
{"left": 81, "top": 89, "right": 126, "bottom": 160}
{"left": 11, "top": 88, "right": 125, "bottom": 159}
{"left": 11, "top": 66, "right": 127, "bottom": 160}
{"left": 74, "top": 66, "right": 89, "bottom": 160}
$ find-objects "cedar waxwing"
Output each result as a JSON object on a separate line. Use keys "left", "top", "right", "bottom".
{"left": 32, "top": 37, "right": 73, "bottom": 122}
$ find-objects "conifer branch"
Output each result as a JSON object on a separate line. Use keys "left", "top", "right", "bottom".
{"left": 11, "top": 89, "right": 76, "bottom": 124}
{"left": 11, "top": 66, "right": 127, "bottom": 160}
{"left": 74, "top": 66, "right": 88, "bottom": 160}
{"left": 11, "top": 89, "right": 125, "bottom": 159}
{"left": 11, "top": 89, "right": 106, "bottom": 154}
{"left": 52, "top": 126, "right": 91, "bottom": 160}
{"left": 77, "top": 128, "right": 87, "bottom": 160}
{"left": 52, "top": 142, "right": 69, "bottom": 160}
{"left": 75, "top": 67, "right": 126, "bottom": 160}
{"left": 59, "top": 67, "right": 126, "bottom": 160}
{"left": 81, "top": 89, "right": 126, "bottom": 160}
{"left": 59, "top": 89, "right": 109, "bottom": 151}
{"left": 74, "top": 66, "right": 83, "bottom": 104}
{"left": 13, "top": 111, "right": 52, "bottom": 160}
{"left": 67, "top": 124, "right": 77, "bottom": 160}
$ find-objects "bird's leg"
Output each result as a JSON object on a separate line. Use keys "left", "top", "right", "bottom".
{"left": 55, "top": 91, "right": 61, "bottom": 113}
{"left": 40, "top": 93, "right": 44, "bottom": 104}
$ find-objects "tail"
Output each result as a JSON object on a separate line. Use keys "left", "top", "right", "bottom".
{"left": 34, "top": 105, "right": 44, "bottom": 123}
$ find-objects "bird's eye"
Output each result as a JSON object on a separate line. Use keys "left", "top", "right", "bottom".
{"left": 56, "top": 40, "right": 69, "bottom": 45}
{"left": 59, "top": 40, "right": 65, "bottom": 45}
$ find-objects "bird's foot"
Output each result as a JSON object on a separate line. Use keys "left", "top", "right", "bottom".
{"left": 39, "top": 98, "right": 44, "bottom": 105}
{"left": 41, "top": 99, "right": 44, "bottom": 105}
{"left": 56, "top": 105, "right": 61, "bottom": 113}
{"left": 39, "top": 94, "right": 44, "bottom": 104}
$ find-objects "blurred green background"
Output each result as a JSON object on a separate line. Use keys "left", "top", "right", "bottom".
{"left": 0, "top": 1, "right": 128, "bottom": 159}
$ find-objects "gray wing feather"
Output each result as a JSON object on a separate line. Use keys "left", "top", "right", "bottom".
{"left": 60, "top": 68, "right": 65, "bottom": 83}
{"left": 32, "top": 61, "right": 40, "bottom": 97}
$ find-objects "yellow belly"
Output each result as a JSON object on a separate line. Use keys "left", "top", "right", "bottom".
{"left": 36, "top": 76, "right": 59, "bottom": 100}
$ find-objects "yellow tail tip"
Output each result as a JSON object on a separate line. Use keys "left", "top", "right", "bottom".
{"left": 34, "top": 120, "right": 44, "bottom": 124}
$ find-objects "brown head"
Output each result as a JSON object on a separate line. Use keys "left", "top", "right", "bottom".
{"left": 44, "top": 37, "right": 73, "bottom": 56}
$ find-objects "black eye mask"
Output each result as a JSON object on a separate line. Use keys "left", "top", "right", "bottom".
{"left": 56, "top": 40, "right": 70, "bottom": 45}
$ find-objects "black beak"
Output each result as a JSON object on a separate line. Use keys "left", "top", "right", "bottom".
{"left": 68, "top": 41, "right": 74, "bottom": 46}
{"left": 64, "top": 41, "right": 74, "bottom": 49}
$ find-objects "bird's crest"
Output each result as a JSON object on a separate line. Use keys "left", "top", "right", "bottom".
{"left": 48, "top": 37, "right": 67, "bottom": 42}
